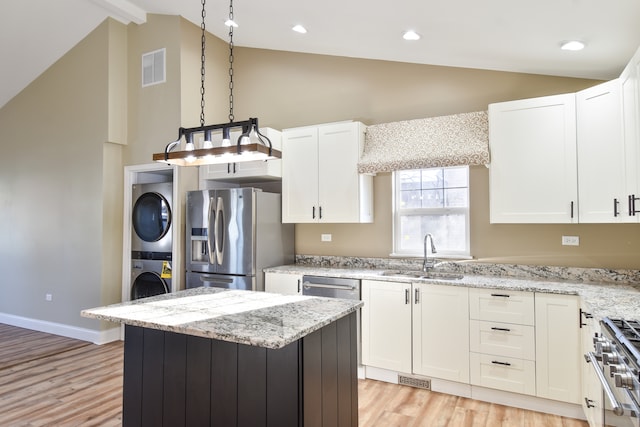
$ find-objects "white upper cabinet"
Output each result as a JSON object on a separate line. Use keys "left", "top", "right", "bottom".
{"left": 490, "top": 45, "right": 640, "bottom": 224}
{"left": 622, "top": 46, "right": 640, "bottom": 221}
{"left": 282, "top": 121, "right": 373, "bottom": 223}
{"left": 199, "top": 127, "right": 282, "bottom": 183}
{"left": 489, "top": 94, "right": 578, "bottom": 223}
{"left": 576, "top": 79, "right": 625, "bottom": 223}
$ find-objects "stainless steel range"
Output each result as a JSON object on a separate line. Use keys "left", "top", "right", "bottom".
{"left": 586, "top": 317, "right": 640, "bottom": 427}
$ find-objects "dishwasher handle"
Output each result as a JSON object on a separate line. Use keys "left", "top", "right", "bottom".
{"left": 303, "top": 282, "right": 358, "bottom": 291}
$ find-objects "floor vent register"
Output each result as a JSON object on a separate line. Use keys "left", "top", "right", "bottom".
{"left": 398, "top": 375, "right": 431, "bottom": 390}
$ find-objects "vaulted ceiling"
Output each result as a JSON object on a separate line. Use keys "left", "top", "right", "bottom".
{"left": 1, "top": 0, "right": 639, "bottom": 109}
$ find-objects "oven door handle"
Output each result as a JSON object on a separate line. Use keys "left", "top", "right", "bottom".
{"left": 585, "top": 352, "right": 625, "bottom": 416}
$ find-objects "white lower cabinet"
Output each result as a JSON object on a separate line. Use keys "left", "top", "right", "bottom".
{"left": 470, "top": 352, "right": 536, "bottom": 395}
{"left": 362, "top": 280, "right": 469, "bottom": 383}
{"left": 412, "top": 283, "right": 469, "bottom": 382}
{"left": 362, "top": 280, "right": 583, "bottom": 408}
{"left": 535, "top": 292, "right": 582, "bottom": 404}
{"left": 361, "top": 280, "right": 412, "bottom": 373}
{"left": 469, "top": 288, "right": 536, "bottom": 396}
{"left": 469, "top": 320, "right": 535, "bottom": 360}
{"left": 264, "top": 272, "right": 302, "bottom": 295}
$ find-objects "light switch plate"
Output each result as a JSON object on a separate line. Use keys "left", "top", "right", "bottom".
{"left": 321, "top": 234, "right": 332, "bottom": 242}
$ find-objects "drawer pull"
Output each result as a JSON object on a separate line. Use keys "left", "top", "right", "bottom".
{"left": 491, "top": 360, "right": 511, "bottom": 366}
{"left": 490, "top": 293, "right": 510, "bottom": 298}
{"left": 491, "top": 327, "right": 511, "bottom": 332}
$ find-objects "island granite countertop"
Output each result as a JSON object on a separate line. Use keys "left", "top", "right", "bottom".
{"left": 264, "top": 264, "right": 640, "bottom": 321}
{"left": 82, "top": 287, "right": 363, "bottom": 349}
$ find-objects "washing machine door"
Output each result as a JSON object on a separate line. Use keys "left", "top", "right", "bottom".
{"left": 132, "top": 191, "right": 172, "bottom": 242}
{"left": 131, "top": 272, "right": 169, "bottom": 300}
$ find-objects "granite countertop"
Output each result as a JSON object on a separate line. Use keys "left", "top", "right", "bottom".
{"left": 82, "top": 287, "right": 363, "bottom": 349}
{"left": 264, "top": 264, "right": 640, "bottom": 321}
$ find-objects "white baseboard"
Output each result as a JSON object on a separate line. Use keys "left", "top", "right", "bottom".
{"left": 0, "top": 313, "right": 121, "bottom": 345}
{"left": 363, "top": 366, "right": 585, "bottom": 420}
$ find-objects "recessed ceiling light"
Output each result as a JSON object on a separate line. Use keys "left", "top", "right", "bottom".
{"left": 225, "top": 19, "right": 238, "bottom": 28}
{"left": 403, "top": 30, "right": 421, "bottom": 41}
{"left": 292, "top": 25, "right": 307, "bottom": 34}
{"left": 560, "top": 40, "right": 585, "bottom": 51}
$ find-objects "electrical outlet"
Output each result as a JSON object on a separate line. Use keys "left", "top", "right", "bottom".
{"left": 321, "top": 234, "right": 332, "bottom": 242}
{"left": 562, "top": 235, "right": 580, "bottom": 246}
{"left": 45, "top": 293, "right": 53, "bottom": 302}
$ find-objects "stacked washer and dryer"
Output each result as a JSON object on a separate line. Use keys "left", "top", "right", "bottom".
{"left": 130, "top": 182, "right": 173, "bottom": 300}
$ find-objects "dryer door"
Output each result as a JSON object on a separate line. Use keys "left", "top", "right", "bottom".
{"left": 131, "top": 272, "right": 169, "bottom": 300}
{"left": 132, "top": 192, "right": 172, "bottom": 242}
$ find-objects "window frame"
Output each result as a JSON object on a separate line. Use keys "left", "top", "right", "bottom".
{"left": 392, "top": 166, "right": 471, "bottom": 259}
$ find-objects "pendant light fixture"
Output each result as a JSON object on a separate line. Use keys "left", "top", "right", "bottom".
{"left": 153, "top": 0, "right": 281, "bottom": 167}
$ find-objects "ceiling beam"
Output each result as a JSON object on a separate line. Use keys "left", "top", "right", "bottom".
{"left": 89, "top": 0, "right": 147, "bottom": 25}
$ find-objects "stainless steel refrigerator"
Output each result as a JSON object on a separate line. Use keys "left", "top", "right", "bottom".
{"left": 185, "top": 188, "right": 294, "bottom": 291}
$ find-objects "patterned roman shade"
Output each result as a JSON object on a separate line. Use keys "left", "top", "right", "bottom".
{"left": 357, "top": 111, "right": 490, "bottom": 174}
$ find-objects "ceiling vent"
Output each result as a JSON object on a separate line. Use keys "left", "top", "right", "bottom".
{"left": 142, "top": 48, "right": 166, "bottom": 87}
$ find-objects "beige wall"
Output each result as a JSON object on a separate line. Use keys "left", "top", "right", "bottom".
{"left": 232, "top": 48, "right": 640, "bottom": 269}
{"left": 124, "top": 15, "right": 230, "bottom": 166}
{"left": 0, "top": 19, "right": 125, "bottom": 329}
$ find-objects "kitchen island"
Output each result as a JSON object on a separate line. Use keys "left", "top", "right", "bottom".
{"left": 82, "top": 287, "right": 362, "bottom": 427}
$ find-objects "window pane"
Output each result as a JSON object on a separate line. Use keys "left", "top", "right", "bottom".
{"left": 422, "top": 214, "right": 467, "bottom": 253}
{"left": 398, "top": 170, "right": 421, "bottom": 191}
{"left": 400, "top": 190, "right": 422, "bottom": 209}
{"left": 445, "top": 188, "right": 468, "bottom": 208}
{"left": 443, "top": 167, "right": 468, "bottom": 188}
{"left": 421, "top": 189, "right": 444, "bottom": 208}
{"left": 399, "top": 216, "right": 423, "bottom": 253}
{"left": 395, "top": 166, "right": 469, "bottom": 257}
{"left": 398, "top": 213, "right": 467, "bottom": 254}
{"left": 421, "top": 169, "right": 443, "bottom": 189}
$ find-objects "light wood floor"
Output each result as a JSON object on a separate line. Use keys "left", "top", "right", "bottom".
{"left": 0, "top": 324, "right": 588, "bottom": 426}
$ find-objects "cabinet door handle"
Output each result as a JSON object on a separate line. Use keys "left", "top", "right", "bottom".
{"left": 297, "top": 279, "right": 301, "bottom": 293}
{"left": 312, "top": 206, "right": 316, "bottom": 219}
{"left": 319, "top": 206, "right": 322, "bottom": 219}
{"left": 405, "top": 288, "right": 410, "bottom": 305}
{"left": 584, "top": 398, "right": 595, "bottom": 409}
{"left": 629, "top": 194, "right": 640, "bottom": 216}
{"left": 614, "top": 198, "right": 620, "bottom": 217}
{"left": 491, "top": 360, "right": 511, "bottom": 366}
{"left": 579, "top": 308, "right": 593, "bottom": 328}
{"left": 491, "top": 327, "right": 511, "bottom": 332}
{"left": 414, "top": 288, "right": 420, "bottom": 304}
{"left": 570, "top": 201, "right": 574, "bottom": 219}
{"left": 490, "top": 293, "right": 510, "bottom": 298}
{"left": 227, "top": 163, "right": 231, "bottom": 174}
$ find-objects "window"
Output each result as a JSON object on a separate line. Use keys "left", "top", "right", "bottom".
{"left": 393, "top": 166, "right": 470, "bottom": 258}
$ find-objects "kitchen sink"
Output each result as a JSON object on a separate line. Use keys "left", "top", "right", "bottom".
{"left": 380, "top": 270, "right": 463, "bottom": 280}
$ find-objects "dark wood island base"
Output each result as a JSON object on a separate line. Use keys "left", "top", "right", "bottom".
{"left": 122, "top": 312, "right": 358, "bottom": 427}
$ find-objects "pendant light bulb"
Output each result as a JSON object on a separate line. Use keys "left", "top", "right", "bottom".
{"left": 185, "top": 134, "right": 196, "bottom": 163}
{"left": 203, "top": 130, "right": 213, "bottom": 149}
{"left": 221, "top": 127, "right": 231, "bottom": 147}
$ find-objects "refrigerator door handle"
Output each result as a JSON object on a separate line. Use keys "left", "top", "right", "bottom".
{"left": 214, "top": 196, "right": 224, "bottom": 265}
{"left": 207, "top": 197, "right": 216, "bottom": 265}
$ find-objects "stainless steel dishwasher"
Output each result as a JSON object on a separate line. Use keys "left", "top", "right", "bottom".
{"left": 302, "top": 275, "right": 362, "bottom": 370}
{"left": 301, "top": 275, "right": 361, "bottom": 300}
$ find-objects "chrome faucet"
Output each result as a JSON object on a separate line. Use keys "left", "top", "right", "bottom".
{"left": 423, "top": 233, "right": 437, "bottom": 272}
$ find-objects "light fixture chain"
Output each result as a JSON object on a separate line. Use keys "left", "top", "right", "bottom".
{"left": 228, "top": 0, "right": 234, "bottom": 123}
{"left": 200, "top": 0, "right": 207, "bottom": 127}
